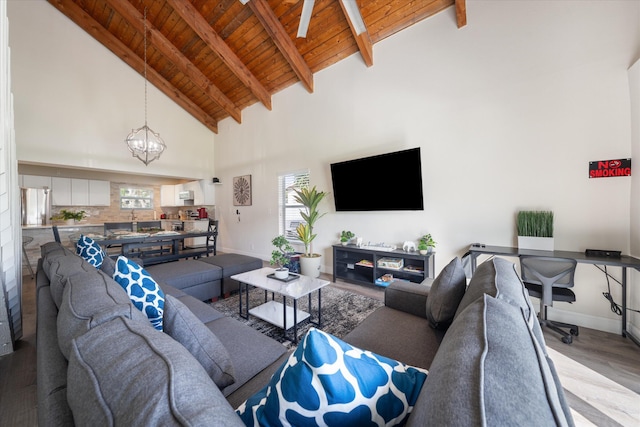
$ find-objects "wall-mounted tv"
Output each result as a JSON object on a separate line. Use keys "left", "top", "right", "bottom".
{"left": 330, "top": 147, "right": 424, "bottom": 211}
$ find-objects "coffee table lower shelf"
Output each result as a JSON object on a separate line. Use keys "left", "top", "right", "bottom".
{"left": 249, "top": 300, "right": 310, "bottom": 330}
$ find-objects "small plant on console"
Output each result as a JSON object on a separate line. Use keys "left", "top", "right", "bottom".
{"left": 418, "top": 233, "right": 436, "bottom": 254}
{"left": 340, "top": 230, "right": 355, "bottom": 245}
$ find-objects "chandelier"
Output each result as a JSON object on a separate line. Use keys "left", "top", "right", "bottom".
{"left": 125, "top": 8, "right": 166, "bottom": 166}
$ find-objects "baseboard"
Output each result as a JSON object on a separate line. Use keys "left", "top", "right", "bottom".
{"left": 544, "top": 307, "right": 623, "bottom": 335}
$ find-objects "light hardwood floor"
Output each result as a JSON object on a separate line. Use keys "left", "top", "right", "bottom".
{"left": 1, "top": 274, "right": 638, "bottom": 426}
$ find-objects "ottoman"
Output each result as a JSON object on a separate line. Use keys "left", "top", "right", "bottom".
{"left": 198, "top": 254, "right": 263, "bottom": 296}
{"left": 145, "top": 260, "right": 222, "bottom": 301}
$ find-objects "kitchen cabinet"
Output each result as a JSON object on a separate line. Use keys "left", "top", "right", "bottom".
{"left": 200, "top": 179, "right": 216, "bottom": 205}
{"left": 22, "top": 174, "right": 52, "bottom": 188}
{"left": 160, "top": 185, "right": 175, "bottom": 207}
{"left": 51, "top": 177, "right": 110, "bottom": 206}
{"left": 71, "top": 179, "right": 89, "bottom": 206}
{"left": 89, "top": 180, "right": 111, "bottom": 206}
{"left": 184, "top": 181, "right": 203, "bottom": 205}
{"left": 51, "top": 177, "right": 72, "bottom": 205}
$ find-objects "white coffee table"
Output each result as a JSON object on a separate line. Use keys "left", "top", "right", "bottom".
{"left": 231, "top": 267, "right": 330, "bottom": 343}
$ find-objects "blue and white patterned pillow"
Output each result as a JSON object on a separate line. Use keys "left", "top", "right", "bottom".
{"left": 236, "top": 328, "right": 428, "bottom": 427}
{"left": 76, "top": 235, "right": 105, "bottom": 268}
{"left": 112, "top": 256, "right": 165, "bottom": 331}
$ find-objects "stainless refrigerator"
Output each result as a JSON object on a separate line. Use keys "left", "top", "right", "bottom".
{"left": 21, "top": 187, "right": 52, "bottom": 226}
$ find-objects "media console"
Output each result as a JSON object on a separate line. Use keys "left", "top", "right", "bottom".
{"left": 332, "top": 244, "right": 435, "bottom": 287}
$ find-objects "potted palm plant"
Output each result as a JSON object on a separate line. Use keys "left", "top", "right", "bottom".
{"left": 293, "top": 185, "right": 328, "bottom": 278}
{"left": 270, "top": 235, "right": 295, "bottom": 279}
{"left": 517, "top": 210, "right": 554, "bottom": 251}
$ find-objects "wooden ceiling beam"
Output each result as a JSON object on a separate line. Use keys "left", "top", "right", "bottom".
{"left": 166, "top": 0, "right": 272, "bottom": 110}
{"left": 104, "top": 0, "right": 242, "bottom": 124}
{"left": 456, "top": 0, "right": 467, "bottom": 28}
{"left": 247, "top": 0, "right": 314, "bottom": 93}
{"left": 338, "top": 0, "right": 373, "bottom": 67}
{"left": 47, "top": 0, "right": 218, "bottom": 133}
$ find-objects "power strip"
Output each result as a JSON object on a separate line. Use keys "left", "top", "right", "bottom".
{"left": 585, "top": 249, "right": 621, "bottom": 258}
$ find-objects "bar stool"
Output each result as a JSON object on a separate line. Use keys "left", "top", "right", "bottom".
{"left": 22, "top": 236, "right": 34, "bottom": 278}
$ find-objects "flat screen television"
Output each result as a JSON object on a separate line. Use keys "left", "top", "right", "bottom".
{"left": 330, "top": 147, "right": 424, "bottom": 211}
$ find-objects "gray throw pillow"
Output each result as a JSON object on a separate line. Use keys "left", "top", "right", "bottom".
{"left": 425, "top": 257, "right": 467, "bottom": 329}
{"left": 163, "top": 295, "right": 235, "bottom": 389}
{"left": 99, "top": 255, "right": 116, "bottom": 278}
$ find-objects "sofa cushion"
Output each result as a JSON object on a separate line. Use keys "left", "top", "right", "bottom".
{"left": 48, "top": 253, "right": 100, "bottom": 308}
{"left": 41, "top": 243, "right": 75, "bottom": 280}
{"left": 425, "top": 257, "right": 466, "bottom": 329}
{"left": 198, "top": 253, "right": 262, "bottom": 277}
{"left": 237, "top": 328, "right": 428, "bottom": 427}
{"left": 113, "top": 256, "right": 165, "bottom": 330}
{"left": 67, "top": 316, "right": 244, "bottom": 427}
{"left": 76, "top": 235, "right": 105, "bottom": 268}
{"left": 407, "top": 295, "right": 571, "bottom": 427}
{"left": 57, "top": 270, "right": 148, "bottom": 360}
{"left": 205, "top": 316, "right": 288, "bottom": 397}
{"left": 146, "top": 260, "right": 222, "bottom": 288}
{"left": 163, "top": 294, "right": 235, "bottom": 388}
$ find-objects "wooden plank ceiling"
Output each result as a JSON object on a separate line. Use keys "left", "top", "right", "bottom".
{"left": 47, "top": 0, "right": 466, "bottom": 133}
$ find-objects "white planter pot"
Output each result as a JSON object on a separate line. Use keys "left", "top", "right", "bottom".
{"left": 518, "top": 236, "right": 554, "bottom": 251}
{"left": 274, "top": 268, "right": 289, "bottom": 280}
{"left": 300, "top": 255, "right": 322, "bottom": 278}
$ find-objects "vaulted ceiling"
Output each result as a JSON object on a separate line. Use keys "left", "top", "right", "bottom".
{"left": 47, "top": 0, "right": 467, "bottom": 133}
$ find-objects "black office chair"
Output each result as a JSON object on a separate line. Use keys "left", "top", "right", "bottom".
{"left": 520, "top": 255, "right": 579, "bottom": 344}
{"left": 206, "top": 219, "right": 218, "bottom": 256}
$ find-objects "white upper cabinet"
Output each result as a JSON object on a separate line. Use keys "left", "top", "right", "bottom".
{"left": 51, "top": 177, "right": 110, "bottom": 206}
{"left": 160, "top": 185, "right": 176, "bottom": 207}
{"left": 22, "top": 175, "right": 52, "bottom": 189}
{"left": 71, "top": 179, "right": 89, "bottom": 206}
{"left": 51, "top": 177, "right": 72, "bottom": 206}
{"left": 200, "top": 179, "right": 216, "bottom": 205}
{"left": 89, "top": 180, "right": 111, "bottom": 206}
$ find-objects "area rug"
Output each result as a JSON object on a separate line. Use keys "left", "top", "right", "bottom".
{"left": 210, "top": 285, "right": 384, "bottom": 349}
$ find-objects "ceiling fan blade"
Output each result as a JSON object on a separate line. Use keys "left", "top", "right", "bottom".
{"left": 297, "top": 0, "right": 315, "bottom": 38}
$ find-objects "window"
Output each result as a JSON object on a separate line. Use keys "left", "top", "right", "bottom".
{"left": 120, "top": 187, "right": 154, "bottom": 210}
{"left": 278, "top": 170, "right": 309, "bottom": 240}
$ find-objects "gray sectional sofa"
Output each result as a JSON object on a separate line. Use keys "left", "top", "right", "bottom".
{"left": 36, "top": 241, "right": 573, "bottom": 426}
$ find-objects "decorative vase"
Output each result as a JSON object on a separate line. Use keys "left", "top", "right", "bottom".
{"left": 65, "top": 219, "right": 75, "bottom": 226}
{"left": 341, "top": 241, "right": 347, "bottom": 246}
{"left": 274, "top": 268, "right": 289, "bottom": 280}
{"left": 517, "top": 236, "right": 554, "bottom": 251}
{"left": 419, "top": 249, "right": 428, "bottom": 255}
{"left": 300, "top": 255, "right": 322, "bottom": 278}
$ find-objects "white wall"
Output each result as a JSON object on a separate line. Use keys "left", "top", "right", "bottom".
{"left": 629, "top": 58, "right": 640, "bottom": 339}
{"left": 8, "top": 1, "right": 214, "bottom": 180}
{"left": 1, "top": 0, "right": 21, "bottom": 354}
{"left": 215, "top": 1, "right": 640, "bottom": 334}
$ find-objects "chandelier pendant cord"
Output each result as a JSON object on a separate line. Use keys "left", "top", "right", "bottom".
{"left": 143, "top": 7, "right": 148, "bottom": 129}
{"left": 124, "top": 6, "right": 166, "bottom": 166}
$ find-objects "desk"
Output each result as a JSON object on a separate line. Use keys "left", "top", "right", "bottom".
{"left": 94, "top": 231, "right": 215, "bottom": 265}
{"left": 468, "top": 245, "right": 640, "bottom": 346}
